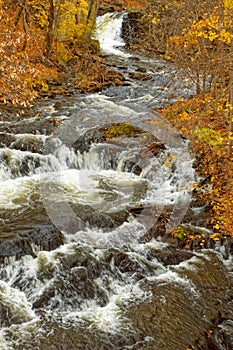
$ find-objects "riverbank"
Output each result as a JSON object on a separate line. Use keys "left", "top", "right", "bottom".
{"left": 156, "top": 94, "right": 233, "bottom": 249}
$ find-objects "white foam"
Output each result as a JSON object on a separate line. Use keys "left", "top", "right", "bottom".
{"left": 95, "top": 13, "right": 131, "bottom": 57}
{"left": 0, "top": 281, "right": 36, "bottom": 323}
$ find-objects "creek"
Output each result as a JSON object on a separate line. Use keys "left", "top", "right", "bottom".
{"left": 0, "top": 12, "right": 232, "bottom": 350}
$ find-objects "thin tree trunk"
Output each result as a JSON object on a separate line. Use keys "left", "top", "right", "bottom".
{"left": 87, "top": 0, "right": 99, "bottom": 30}
{"left": 46, "top": 0, "right": 55, "bottom": 59}
{"left": 227, "top": 46, "right": 233, "bottom": 157}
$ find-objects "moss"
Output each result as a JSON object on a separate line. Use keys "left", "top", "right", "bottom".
{"left": 102, "top": 122, "right": 143, "bottom": 139}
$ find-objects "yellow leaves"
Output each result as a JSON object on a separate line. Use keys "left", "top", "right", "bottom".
{"left": 224, "top": 0, "right": 233, "bottom": 10}
{"left": 172, "top": 226, "right": 187, "bottom": 240}
{"left": 210, "top": 233, "right": 220, "bottom": 241}
{"left": 28, "top": 0, "right": 48, "bottom": 28}
{"left": 172, "top": 225, "right": 221, "bottom": 248}
{"left": 226, "top": 102, "right": 233, "bottom": 111}
{"left": 218, "top": 29, "right": 232, "bottom": 44}
{"left": 56, "top": 42, "right": 71, "bottom": 64}
{"left": 165, "top": 155, "right": 173, "bottom": 167}
{"left": 40, "top": 81, "right": 49, "bottom": 92}
{"left": 158, "top": 91, "right": 233, "bottom": 240}
{"left": 200, "top": 31, "right": 218, "bottom": 42}
{"left": 179, "top": 111, "right": 190, "bottom": 121}
{"left": 180, "top": 126, "right": 188, "bottom": 133}
{"left": 58, "top": 3, "right": 80, "bottom": 41}
{"left": 57, "top": 1, "right": 89, "bottom": 42}
{"left": 151, "top": 17, "right": 159, "bottom": 25}
{"left": 77, "top": 0, "right": 88, "bottom": 16}
{"left": 167, "top": 10, "right": 232, "bottom": 70}
{"left": 0, "top": 0, "right": 96, "bottom": 106}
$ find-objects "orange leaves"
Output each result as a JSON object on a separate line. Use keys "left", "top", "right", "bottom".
{"left": 0, "top": 32, "right": 58, "bottom": 105}
{"left": 157, "top": 93, "right": 233, "bottom": 238}
{"left": 0, "top": 4, "right": 57, "bottom": 105}
{"left": 171, "top": 225, "right": 220, "bottom": 249}
{"left": 0, "top": 0, "right": 97, "bottom": 105}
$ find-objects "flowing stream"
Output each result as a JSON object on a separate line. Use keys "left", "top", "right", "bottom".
{"left": 0, "top": 12, "right": 232, "bottom": 350}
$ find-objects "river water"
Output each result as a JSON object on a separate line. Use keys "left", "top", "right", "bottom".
{"left": 0, "top": 12, "right": 232, "bottom": 350}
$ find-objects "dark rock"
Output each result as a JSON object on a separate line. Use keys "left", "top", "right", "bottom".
{"left": 31, "top": 315, "right": 144, "bottom": 350}
{"left": 32, "top": 245, "right": 107, "bottom": 310}
{"left": 72, "top": 127, "right": 105, "bottom": 153}
{"left": 0, "top": 225, "right": 64, "bottom": 262}
{"left": 122, "top": 12, "right": 141, "bottom": 48}
{"left": 106, "top": 249, "right": 153, "bottom": 276}
{"left": 72, "top": 123, "right": 144, "bottom": 153}
{"left": 70, "top": 203, "right": 129, "bottom": 230}
{"left": 0, "top": 133, "right": 16, "bottom": 148}
{"left": 146, "top": 246, "right": 194, "bottom": 266}
{"left": 10, "top": 136, "right": 44, "bottom": 154}
{"left": 126, "top": 251, "right": 233, "bottom": 350}
{"left": 136, "top": 67, "right": 147, "bottom": 73}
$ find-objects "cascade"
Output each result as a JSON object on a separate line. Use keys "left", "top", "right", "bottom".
{"left": 0, "top": 12, "right": 232, "bottom": 350}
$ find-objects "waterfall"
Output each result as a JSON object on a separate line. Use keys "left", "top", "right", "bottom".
{"left": 95, "top": 12, "right": 130, "bottom": 57}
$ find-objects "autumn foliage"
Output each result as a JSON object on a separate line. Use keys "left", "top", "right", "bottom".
{"left": 0, "top": 0, "right": 99, "bottom": 105}
{"left": 157, "top": 94, "right": 233, "bottom": 242}
{"left": 0, "top": 3, "right": 56, "bottom": 105}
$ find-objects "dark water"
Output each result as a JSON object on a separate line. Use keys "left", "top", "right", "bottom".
{"left": 0, "top": 12, "right": 232, "bottom": 350}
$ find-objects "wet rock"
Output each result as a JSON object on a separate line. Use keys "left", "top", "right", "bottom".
{"left": 123, "top": 160, "right": 142, "bottom": 175}
{"left": 126, "top": 251, "right": 233, "bottom": 350}
{"left": 35, "top": 315, "right": 144, "bottom": 350}
{"left": 72, "top": 123, "right": 144, "bottom": 153}
{"left": 72, "top": 127, "right": 105, "bottom": 153}
{"left": 0, "top": 133, "right": 16, "bottom": 148}
{"left": 19, "top": 155, "right": 41, "bottom": 176}
{"left": 105, "top": 249, "right": 155, "bottom": 277}
{"left": 213, "top": 319, "right": 233, "bottom": 349}
{"left": 70, "top": 203, "right": 129, "bottom": 229}
{"left": 98, "top": 0, "right": 124, "bottom": 16}
{"left": 146, "top": 246, "right": 194, "bottom": 266}
{"left": 0, "top": 110, "right": 61, "bottom": 135}
{"left": 122, "top": 12, "right": 141, "bottom": 48}
{"left": 136, "top": 67, "right": 147, "bottom": 73}
{"left": 10, "top": 136, "right": 45, "bottom": 154}
{"left": 32, "top": 245, "right": 107, "bottom": 310}
{"left": 0, "top": 225, "right": 64, "bottom": 262}
{"left": 140, "top": 142, "right": 166, "bottom": 157}
{"left": 0, "top": 283, "right": 34, "bottom": 327}
{"left": 0, "top": 151, "right": 41, "bottom": 177}
{"left": 0, "top": 239, "right": 36, "bottom": 262}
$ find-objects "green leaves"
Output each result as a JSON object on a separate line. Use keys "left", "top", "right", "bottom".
{"left": 193, "top": 127, "right": 224, "bottom": 147}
